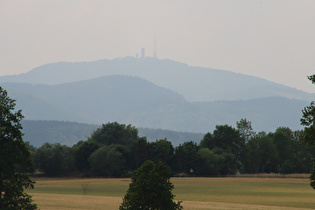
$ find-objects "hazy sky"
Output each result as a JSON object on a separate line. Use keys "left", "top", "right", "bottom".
{"left": 1, "top": 0, "right": 315, "bottom": 92}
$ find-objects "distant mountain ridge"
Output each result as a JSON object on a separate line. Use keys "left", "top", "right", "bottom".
{"left": 1, "top": 56, "right": 313, "bottom": 102}
{"left": 2, "top": 75, "right": 186, "bottom": 124}
{"left": 21, "top": 120, "right": 204, "bottom": 147}
{"left": 1, "top": 75, "right": 308, "bottom": 133}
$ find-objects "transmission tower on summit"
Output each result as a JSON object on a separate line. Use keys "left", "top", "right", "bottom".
{"left": 141, "top": 48, "right": 145, "bottom": 58}
{"left": 154, "top": 36, "right": 157, "bottom": 58}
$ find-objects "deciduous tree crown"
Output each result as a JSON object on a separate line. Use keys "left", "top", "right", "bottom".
{"left": 0, "top": 86, "right": 37, "bottom": 209}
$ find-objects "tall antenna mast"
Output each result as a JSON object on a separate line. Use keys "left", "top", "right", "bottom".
{"left": 154, "top": 35, "right": 157, "bottom": 58}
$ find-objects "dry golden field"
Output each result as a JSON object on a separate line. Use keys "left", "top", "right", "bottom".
{"left": 28, "top": 177, "right": 315, "bottom": 209}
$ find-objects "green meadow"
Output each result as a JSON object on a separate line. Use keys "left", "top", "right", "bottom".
{"left": 28, "top": 177, "right": 315, "bottom": 209}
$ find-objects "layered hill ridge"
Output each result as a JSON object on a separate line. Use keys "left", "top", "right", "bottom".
{"left": 2, "top": 75, "right": 186, "bottom": 124}
{"left": 21, "top": 120, "right": 204, "bottom": 147}
{"left": 1, "top": 56, "right": 313, "bottom": 102}
{"left": 1, "top": 74, "right": 308, "bottom": 133}
{"left": 0, "top": 57, "right": 311, "bottom": 133}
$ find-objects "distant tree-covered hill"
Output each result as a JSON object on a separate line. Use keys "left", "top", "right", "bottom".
{"left": 22, "top": 120, "right": 99, "bottom": 147}
{"left": 21, "top": 120, "right": 204, "bottom": 147}
{"left": 2, "top": 75, "right": 308, "bottom": 133}
{"left": 0, "top": 57, "right": 313, "bottom": 102}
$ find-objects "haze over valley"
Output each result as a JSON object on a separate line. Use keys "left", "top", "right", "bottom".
{"left": 0, "top": 57, "right": 311, "bottom": 146}
{"left": 2, "top": 2, "right": 315, "bottom": 209}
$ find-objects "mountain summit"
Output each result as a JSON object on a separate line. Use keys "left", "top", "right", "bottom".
{"left": 0, "top": 57, "right": 311, "bottom": 132}
{"left": 0, "top": 57, "right": 313, "bottom": 102}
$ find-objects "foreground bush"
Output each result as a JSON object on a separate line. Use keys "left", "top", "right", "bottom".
{"left": 120, "top": 160, "right": 182, "bottom": 210}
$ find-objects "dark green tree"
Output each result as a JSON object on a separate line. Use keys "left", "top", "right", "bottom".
{"left": 200, "top": 125, "right": 244, "bottom": 173}
{"left": 72, "top": 140, "right": 99, "bottom": 175}
{"left": 130, "top": 137, "right": 149, "bottom": 170}
{"left": 301, "top": 75, "right": 315, "bottom": 189}
{"left": 120, "top": 160, "right": 182, "bottom": 210}
{"left": 273, "top": 127, "right": 296, "bottom": 173}
{"left": 212, "top": 148, "right": 239, "bottom": 175}
{"left": 109, "top": 144, "right": 131, "bottom": 173}
{"left": 211, "top": 125, "right": 244, "bottom": 160}
{"left": 310, "top": 161, "right": 315, "bottom": 189}
{"left": 0, "top": 87, "right": 37, "bottom": 209}
{"left": 34, "top": 143, "right": 75, "bottom": 177}
{"left": 236, "top": 118, "right": 255, "bottom": 143}
{"left": 199, "top": 132, "right": 213, "bottom": 149}
{"left": 291, "top": 130, "right": 315, "bottom": 173}
{"left": 89, "top": 145, "right": 125, "bottom": 177}
{"left": 173, "top": 141, "right": 200, "bottom": 175}
{"left": 197, "top": 148, "right": 224, "bottom": 176}
{"left": 242, "top": 132, "right": 279, "bottom": 173}
{"left": 90, "top": 122, "right": 138, "bottom": 146}
{"left": 148, "top": 138, "right": 174, "bottom": 165}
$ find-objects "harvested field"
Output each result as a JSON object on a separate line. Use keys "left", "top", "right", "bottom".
{"left": 28, "top": 177, "right": 315, "bottom": 209}
{"left": 31, "top": 193, "right": 311, "bottom": 210}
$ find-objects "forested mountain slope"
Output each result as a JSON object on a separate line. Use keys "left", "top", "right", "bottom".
{"left": 21, "top": 120, "right": 204, "bottom": 147}
{"left": 3, "top": 75, "right": 187, "bottom": 125}
{"left": 2, "top": 75, "right": 308, "bottom": 133}
{"left": 1, "top": 57, "right": 313, "bottom": 102}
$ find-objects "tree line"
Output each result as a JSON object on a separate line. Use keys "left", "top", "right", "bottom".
{"left": 2, "top": 73, "right": 315, "bottom": 209}
{"left": 29, "top": 120, "right": 314, "bottom": 177}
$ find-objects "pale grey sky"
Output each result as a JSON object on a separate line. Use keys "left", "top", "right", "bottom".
{"left": 1, "top": 0, "right": 315, "bottom": 92}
